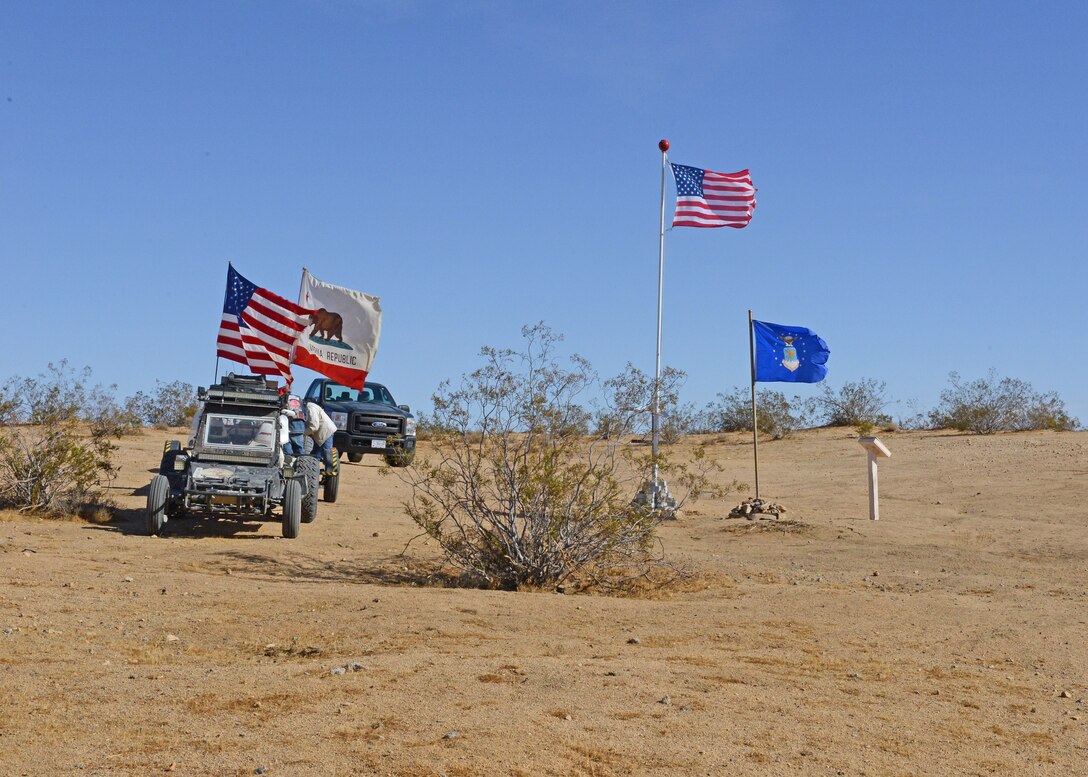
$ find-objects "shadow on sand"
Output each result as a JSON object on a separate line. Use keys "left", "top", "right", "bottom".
{"left": 216, "top": 549, "right": 455, "bottom": 588}
{"left": 88, "top": 505, "right": 279, "bottom": 540}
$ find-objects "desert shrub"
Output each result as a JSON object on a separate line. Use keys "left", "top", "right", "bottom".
{"left": 124, "top": 380, "right": 198, "bottom": 427}
{"left": 397, "top": 323, "right": 717, "bottom": 590}
{"left": 594, "top": 363, "right": 687, "bottom": 443}
{"left": 558, "top": 403, "right": 593, "bottom": 437}
{"left": 412, "top": 413, "right": 443, "bottom": 441}
{"left": 928, "top": 370, "right": 1079, "bottom": 434}
{"left": 891, "top": 399, "right": 929, "bottom": 431}
{"left": 1021, "top": 392, "right": 1079, "bottom": 431}
{"left": 812, "top": 379, "right": 891, "bottom": 430}
{"left": 86, "top": 391, "right": 142, "bottom": 438}
{"left": 660, "top": 401, "right": 702, "bottom": 445}
{"left": 703, "top": 387, "right": 812, "bottom": 440}
{"left": 0, "top": 362, "right": 120, "bottom": 513}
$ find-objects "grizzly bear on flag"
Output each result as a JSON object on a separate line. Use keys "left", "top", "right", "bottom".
{"left": 308, "top": 308, "right": 343, "bottom": 343}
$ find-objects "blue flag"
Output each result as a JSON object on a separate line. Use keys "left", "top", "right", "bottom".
{"left": 753, "top": 320, "right": 830, "bottom": 383}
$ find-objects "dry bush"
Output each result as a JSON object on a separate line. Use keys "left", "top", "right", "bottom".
{"left": 124, "top": 379, "right": 198, "bottom": 428}
{"left": 812, "top": 378, "right": 891, "bottom": 430}
{"left": 0, "top": 361, "right": 120, "bottom": 513}
{"left": 594, "top": 362, "right": 687, "bottom": 443}
{"left": 928, "top": 370, "right": 1078, "bottom": 434}
{"left": 703, "top": 387, "right": 812, "bottom": 440}
{"left": 396, "top": 323, "right": 722, "bottom": 591}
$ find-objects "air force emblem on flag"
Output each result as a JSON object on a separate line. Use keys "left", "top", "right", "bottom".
{"left": 780, "top": 336, "right": 800, "bottom": 372}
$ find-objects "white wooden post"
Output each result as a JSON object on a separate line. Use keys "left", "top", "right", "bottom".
{"left": 857, "top": 437, "right": 891, "bottom": 521}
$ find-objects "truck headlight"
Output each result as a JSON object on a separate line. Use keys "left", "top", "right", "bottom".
{"left": 330, "top": 411, "right": 348, "bottom": 431}
{"left": 405, "top": 417, "right": 417, "bottom": 437}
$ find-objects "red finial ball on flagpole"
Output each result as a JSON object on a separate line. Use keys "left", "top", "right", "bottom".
{"left": 658, "top": 139, "right": 670, "bottom": 152}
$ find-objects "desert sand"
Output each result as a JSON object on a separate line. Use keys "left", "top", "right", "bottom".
{"left": 1, "top": 428, "right": 1086, "bottom": 776}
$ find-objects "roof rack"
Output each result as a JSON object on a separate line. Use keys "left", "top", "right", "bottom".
{"left": 202, "top": 373, "right": 282, "bottom": 409}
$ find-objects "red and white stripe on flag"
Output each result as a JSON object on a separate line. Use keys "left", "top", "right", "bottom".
{"left": 672, "top": 168, "right": 756, "bottom": 229}
{"left": 216, "top": 288, "right": 311, "bottom": 382}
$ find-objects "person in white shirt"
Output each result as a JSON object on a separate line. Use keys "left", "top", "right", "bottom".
{"left": 303, "top": 401, "right": 338, "bottom": 470}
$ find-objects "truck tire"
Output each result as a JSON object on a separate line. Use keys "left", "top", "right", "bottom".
{"left": 146, "top": 475, "right": 170, "bottom": 536}
{"left": 348, "top": 452, "right": 362, "bottom": 463}
{"left": 298, "top": 457, "right": 319, "bottom": 524}
{"left": 282, "top": 480, "right": 302, "bottom": 539}
{"left": 383, "top": 450, "right": 415, "bottom": 468}
{"left": 323, "top": 448, "right": 340, "bottom": 503}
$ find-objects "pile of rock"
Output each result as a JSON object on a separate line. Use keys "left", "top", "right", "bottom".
{"left": 728, "top": 498, "right": 786, "bottom": 520}
{"left": 632, "top": 477, "right": 678, "bottom": 517}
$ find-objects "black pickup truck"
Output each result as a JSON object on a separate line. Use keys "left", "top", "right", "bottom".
{"left": 303, "top": 378, "right": 416, "bottom": 467}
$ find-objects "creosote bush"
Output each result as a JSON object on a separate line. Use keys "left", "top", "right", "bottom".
{"left": 928, "top": 370, "right": 1078, "bottom": 434}
{"left": 813, "top": 378, "right": 891, "bottom": 431}
{"left": 397, "top": 324, "right": 722, "bottom": 591}
{"left": 594, "top": 363, "right": 687, "bottom": 442}
{"left": 0, "top": 362, "right": 120, "bottom": 513}
{"left": 703, "top": 387, "right": 812, "bottom": 440}
{"left": 124, "top": 380, "right": 198, "bottom": 428}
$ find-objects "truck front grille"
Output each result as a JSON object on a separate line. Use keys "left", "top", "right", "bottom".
{"left": 351, "top": 413, "right": 404, "bottom": 439}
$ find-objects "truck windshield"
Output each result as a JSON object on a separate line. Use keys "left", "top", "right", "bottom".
{"left": 321, "top": 383, "right": 395, "bottom": 405}
{"left": 202, "top": 414, "right": 277, "bottom": 452}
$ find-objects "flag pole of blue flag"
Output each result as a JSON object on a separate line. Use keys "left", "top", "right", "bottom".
{"left": 752, "top": 319, "right": 830, "bottom": 383}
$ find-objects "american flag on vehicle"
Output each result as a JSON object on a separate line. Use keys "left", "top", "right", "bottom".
{"left": 216, "top": 264, "right": 311, "bottom": 382}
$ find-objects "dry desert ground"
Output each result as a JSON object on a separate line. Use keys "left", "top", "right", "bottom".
{"left": 1, "top": 427, "right": 1086, "bottom": 776}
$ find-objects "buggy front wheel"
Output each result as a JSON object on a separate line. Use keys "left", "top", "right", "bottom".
{"left": 146, "top": 475, "right": 170, "bottom": 536}
{"left": 282, "top": 480, "right": 302, "bottom": 539}
{"left": 298, "top": 457, "right": 320, "bottom": 524}
{"left": 323, "top": 448, "right": 340, "bottom": 503}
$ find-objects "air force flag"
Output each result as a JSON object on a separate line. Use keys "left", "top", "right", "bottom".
{"left": 753, "top": 320, "right": 830, "bottom": 383}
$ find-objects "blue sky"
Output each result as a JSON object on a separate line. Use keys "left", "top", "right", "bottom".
{"left": 3, "top": 1, "right": 1086, "bottom": 423}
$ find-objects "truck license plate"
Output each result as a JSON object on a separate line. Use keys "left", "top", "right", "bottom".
{"left": 371, "top": 439, "right": 386, "bottom": 449}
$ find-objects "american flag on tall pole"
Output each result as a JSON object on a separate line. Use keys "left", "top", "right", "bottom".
{"left": 670, "top": 163, "right": 756, "bottom": 228}
{"left": 216, "top": 264, "right": 312, "bottom": 383}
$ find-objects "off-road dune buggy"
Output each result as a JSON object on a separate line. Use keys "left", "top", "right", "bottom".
{"left": 145, "top": 374, "right": 325, "bottom": 539}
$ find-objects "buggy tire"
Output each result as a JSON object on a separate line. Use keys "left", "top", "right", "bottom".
{"left": 146, "top": 475, "right": 170, "bottom": 536}
{"left": 323, "top": 448, "right": 340, "bottom": 503}
{"left": 298, "top": 457, "right": 320, "bottom": 524}
{"left": 282, "top": 480, "right": 302, "bottom": 539}
{"left": 159, "top": 440, "right": 184, "bottom": 474}
{"left": 159, "top": 450, "right": 181, "bottom": 475}
{"left": 348, "top": 452, "right": 362, "bottom": 463}
{"left": 383, "top": 449, "right": 415, "bottom": 468}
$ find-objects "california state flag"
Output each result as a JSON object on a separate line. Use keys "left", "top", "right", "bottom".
{"left": 292, "top": 268, "right": 382, "bottom": 389}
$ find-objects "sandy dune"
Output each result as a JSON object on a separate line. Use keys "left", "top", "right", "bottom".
{"left": 1, "top": 428, "right": 1085, "bottom": 776}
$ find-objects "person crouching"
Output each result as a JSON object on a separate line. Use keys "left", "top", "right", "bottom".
{"left": 303, "top": 401, "right": 338, "bottom": 471}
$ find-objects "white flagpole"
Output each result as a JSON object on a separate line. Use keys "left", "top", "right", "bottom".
{"left": 215, "top": 261, "right": 232, "bottom": 383}
{"left": 651, "top": 139, "right": 670, "bottom": 507}
{"left": 748, "top": 309, "right": 760, "bottom": 500}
